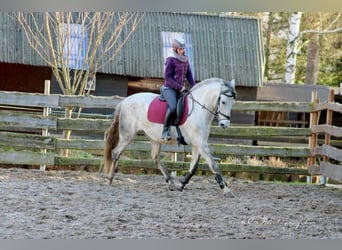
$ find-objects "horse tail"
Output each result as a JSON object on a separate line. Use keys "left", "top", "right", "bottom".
{"left": 103, "top": 101, "right": 122, "bottom": 174}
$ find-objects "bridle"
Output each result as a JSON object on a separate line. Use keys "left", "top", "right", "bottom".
{"left": 188, "top": 84, "right": 236, "bottom": 121}
{"left": 216, "top": 90, "right": 236, "bottom": 121}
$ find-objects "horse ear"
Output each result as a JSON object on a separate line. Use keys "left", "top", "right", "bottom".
{"left": 230, "top": 79, "right": 235, "bottom": 88}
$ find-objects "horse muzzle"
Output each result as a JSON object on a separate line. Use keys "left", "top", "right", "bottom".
{"left": 219, "top": 119, "right": 230, "bottom": 128}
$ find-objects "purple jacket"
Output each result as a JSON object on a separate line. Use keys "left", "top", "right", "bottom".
{"left": 163, "top": 57, "right": 196, "bottom": 91}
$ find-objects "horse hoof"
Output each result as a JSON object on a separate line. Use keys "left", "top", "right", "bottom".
{"left": 176, "top": 184, "right": 185, "bottom": 192}
{"left": 223, "top": 187, "right": 235, "bottom": 198}
{"left": 168, "top": 183, "right": 176, "bottom": 191}
{"left": 107, "top": 176, "right": 113, "bottom": 186}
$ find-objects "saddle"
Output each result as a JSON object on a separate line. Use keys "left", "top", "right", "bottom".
{"left": 158, "top": 90, "right": 188, "bottom": 126}
{"left": 148, "top": 91, "right": 189, "bottom": 126}
{"left": 147, "top": 91, "right": 189, "bottom": 145}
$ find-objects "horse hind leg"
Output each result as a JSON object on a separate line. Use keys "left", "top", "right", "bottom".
{"left": 107, "top": 148, "right": 122, "bottom": 185}
{"left": 150, "top": 141, "right": 175, "bottom": 190}
{"left": 108, "top": 160, "right": 118, "bottom": 186}
{"left": 108, "top": 136, "right": 133, "bottom": 185}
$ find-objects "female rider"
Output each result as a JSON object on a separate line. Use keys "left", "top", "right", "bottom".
{"left": 160, "top": 37, "right": 196, "bottom": 140}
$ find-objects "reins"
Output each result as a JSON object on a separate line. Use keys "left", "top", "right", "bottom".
{"left": 187, "top": 86, "right": 234, "bottom": 120}
{"left": 188, "top": 91, "right": 219, "bottom": 117}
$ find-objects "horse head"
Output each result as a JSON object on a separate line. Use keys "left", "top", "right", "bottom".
{"left": 217, "top": 79, "right": 237, "bottom": 128}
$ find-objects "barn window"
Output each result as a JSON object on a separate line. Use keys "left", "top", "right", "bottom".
{"left": 59, "top": 23, "right": 88, "bottom": 71}
{"left": 161, "top": 31, "right": 194, "bottom": 79}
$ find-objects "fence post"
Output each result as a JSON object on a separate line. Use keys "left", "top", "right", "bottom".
{"left": 306, "top": 91, "right": 319, "bottom": 183}
{"left": 40, "top": 80, "right": 51, "bottom": 171}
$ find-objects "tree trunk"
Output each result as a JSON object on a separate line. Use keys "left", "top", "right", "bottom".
{"left": 305, "top": 33, "right": 320, "bottom": 85}
{"left": 284, "top": 12, "right": 302, "bottom": 84}
{"left": 264, "top": 12, "right": 274, "bottom": 82}
{"left": 305, "top": 15, "right": 320, "bottom": 85}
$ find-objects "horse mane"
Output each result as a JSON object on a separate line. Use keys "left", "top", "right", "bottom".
{"left": 190, "top": 78, "right": 224, "bottom": 92}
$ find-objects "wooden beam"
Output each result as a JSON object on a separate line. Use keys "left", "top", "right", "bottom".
{"left": 56, "top": 139, "right": 104, "bottom": 150}
{"left": 59, "top": 95, "right": 123, "bottom": 109}
{"left": 57, "top": 118, "right": 112, "bottom": 131}
{"left": 327, "top": 102, "right": 342, "bottom": 113}
{"left": 210, "top": 126, "right": 312, "bottom": 138}
{"left": 0, "top": 91, "right": 59, "bottom": 108}
{"left": 233, "top": 101, "right": 313, "bottom": 112}
{"left": 320, "top": 162, "right": 342, "bottom": 182}
{"left": 0, "top": 131, "right": 55, "bottom": 149}
{"left": 0, "top": 151, "right": 55, "bottom": 165}
{"left": 322, "top": 144, "right": 342, "bottom": 162}
{"left": 312, "top": 125, "right": 342, "bottom": 137}
{"left": 115, "top": 160, "right": 309, "bottom": 175}
{"left": 0, "top": 110, "right": 57, "bottom": 130}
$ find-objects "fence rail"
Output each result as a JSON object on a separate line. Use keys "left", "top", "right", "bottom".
{"left": 0, "top": 89, "right": 340, "bottom": 182}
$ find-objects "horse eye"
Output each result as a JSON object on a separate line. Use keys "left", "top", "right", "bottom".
{"left": 222, "top": 101, "right": 226, "bottom": 105}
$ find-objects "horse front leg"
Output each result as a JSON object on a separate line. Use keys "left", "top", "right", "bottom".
{"left": 199, "top": 144, "right": 235, "bottom": 198}
{"left": 178, "top": 148, "right": 200, "bottom": 191}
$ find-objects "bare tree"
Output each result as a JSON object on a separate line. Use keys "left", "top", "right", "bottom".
{"left": 15, "top": 12, "right": 143, "bottom": 95}
{"left": 14, "top": 12, "right": 144, "bottom": 156}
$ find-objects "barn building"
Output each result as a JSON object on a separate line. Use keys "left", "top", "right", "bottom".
{"left": 0, "top": 12, "right": 265, "bottom": 121}
{"left": 0, "top": 12, "right": 265, "bottom": 92}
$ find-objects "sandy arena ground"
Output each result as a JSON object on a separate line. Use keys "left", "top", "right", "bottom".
{"left": 0, "top": 168, "right": 341, "bottom": 239}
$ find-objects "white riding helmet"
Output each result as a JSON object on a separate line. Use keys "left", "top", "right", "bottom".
{"left": 172, "top": 37, "right": 186, "bottom": 50}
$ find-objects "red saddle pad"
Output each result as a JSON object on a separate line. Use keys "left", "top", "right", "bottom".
{"left": 147, "top": 96, "right": 188, "bottom": 125}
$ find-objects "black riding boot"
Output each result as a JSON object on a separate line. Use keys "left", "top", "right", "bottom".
{"left": 162, "top": 108, "right": 173, "bottom": 140}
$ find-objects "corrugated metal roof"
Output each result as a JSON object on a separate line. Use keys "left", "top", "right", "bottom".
{"left": 0, "top": 12, "right": 265, "bottom": 87}
{"left": 0, "top": 12, "right": 46, "bottom": 66}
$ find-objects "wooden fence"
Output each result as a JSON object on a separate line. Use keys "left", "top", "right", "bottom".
{"left": 308, "top": 89, "right": 342, "bottom": 183}
{"left": 0, "top": 89, "right": 340, "bottom": 182}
